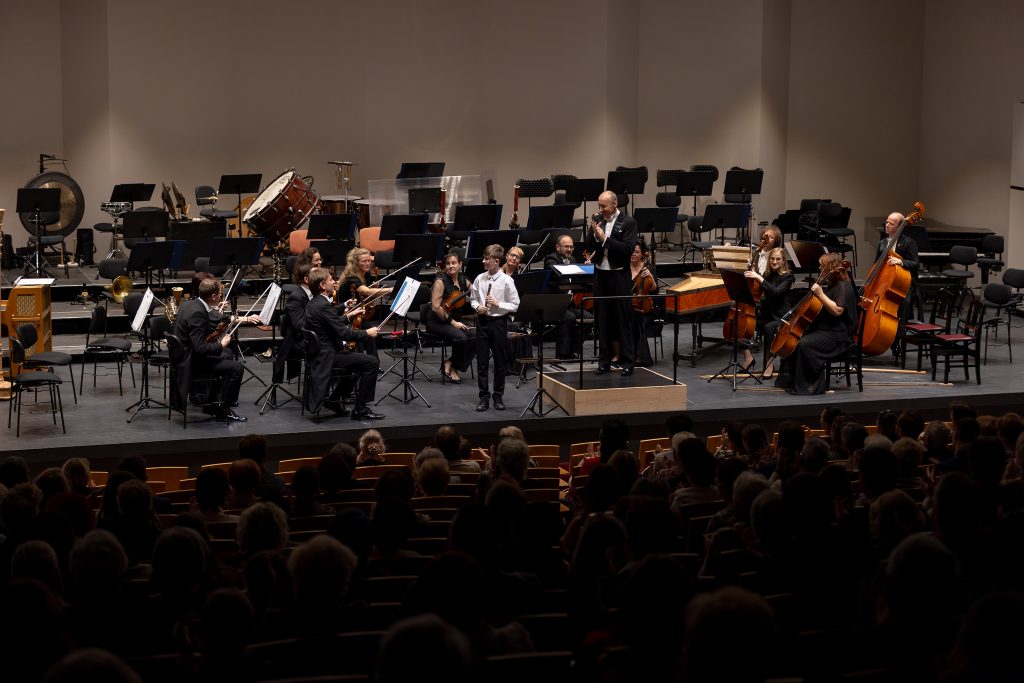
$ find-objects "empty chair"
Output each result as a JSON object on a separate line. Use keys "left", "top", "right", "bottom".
{"left": 16, "top": 323, "right": 76, "bottom": 404}
{"left": 80, "top": 305, "right": 135, "bottom": 395}
{"left": 931, "top": 299, "right": 984, "bottom": 384}
{"left": 940, "top": 245, "right": 977, "bottom": 308}
{"left": 681, "top": 214, "right": 714, "bottom": 264}
{"left": 194, "top": 185, "right": 238, "bottom": 221}
{"left": 980, "top": 282, "right": 1013, "bottom": 363}
{"left": 817, "top": 202, "right": 857, "bottom": 271}
{"left": 976, "top": 234, "right": 1005, "bottom": 284}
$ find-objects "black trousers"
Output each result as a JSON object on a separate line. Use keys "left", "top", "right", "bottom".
{"left": 196, "top": 350, "right": 243, "bottom": 407}
{"left": 328, "top": 351, "right": 379, "bottom": 406}
{"left": 425, "top": 314, "right": 476, "bottom": 372}
{"left": 595, "top": 268, "right": 634, "bottom": 369}
{"left": 476, "top": 315, "right": 510, "bottom": 398}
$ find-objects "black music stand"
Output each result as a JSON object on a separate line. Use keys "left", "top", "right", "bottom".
{"left": 126, "top": 309, "right": 167, "bottom": 423}
{"left": 702, "top": 203, "right": 749, "bottom": 246}
{"left": 513, "top": 270, "right": 551, "bottom": 298}
{"left": 313, "top": 240, "right": 356, "bottom": 270}
{"left": 565, "top": 178, "right": 605, "bottom": 223}
{"left": 707, "top": 268, "right": 761, "bottom": 391}
{"left": 408, "top": 187, "right": 442, "bottom": 215}
{"left": 376, "top": 282, "right": 431, "bottom": 408}
{"left": 633, "top": 208, "right": 678, "bottom": 242}
{"left": 126, "top": 240, "right": 178, "bottom": 289}
{"left": 393, "top": 234, "right": 444, "bottom": 269}
{"left": 379, "top": 214, "right": 428, "bottom": 240}
{"left": 451, "top": 204, "right": 502, "bottom": 231}
{"left": 122, "top": 210, "right": 171, "bottom": 280}
{"left": 675, "top": 171, "right": 716, "bottom": 217}
{"left": 308, "top": 213, "right": 356, "bottom": 242}
{"left": 209, "top": 236, "right": 264, "bottom": 282}
{"left": 466, "top": 230, "right": 518, "bottom": 259}
{"left": 724, "top": 169, "right": 763, "bottom": 243}
{"left": 786, "top": 240, "right": 828, "bottom": 280}
{"left": 517, "top": 293, "right": 572, "bottom": 417}
{"left": 218, "top": 174, "right": 262, "bottom": 241}
{"left": 17, "top": 187, "right": 61, "bottom": 278}
{"left": 607, "top": 171, "right": 647, "bottom": 215}
{"left": 397, "top": 163, "right": 445, "bottom": 179}
{"left": 110, "top": 183, "right": 156, "bottom": 204}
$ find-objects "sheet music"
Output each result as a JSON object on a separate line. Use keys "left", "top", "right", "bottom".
{"left": 12, "top": 277, "right": 56, "bottom": 287}
{"left": 132, "top": 288, "right": 155, "bottom": 332}
{"left": 390, "top": 277, "right": 420, "bottom": 317}
{"left": 553, "top": 264, "right": 594, "bottom": 276}
{"left": 258, "top": 283, "right": 282, "bottom": 326}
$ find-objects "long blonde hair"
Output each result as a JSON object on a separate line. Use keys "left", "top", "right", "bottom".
{"left": 342, "top": 247, "right": 372, "bottom": 284}
{"left": 766, "top": 247, "right": 790, "bottom": 275}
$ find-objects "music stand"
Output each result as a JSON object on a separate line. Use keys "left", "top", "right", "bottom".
{"left": 126, "top": 310, "right": 168, "bottom": 423}
{"left": 607, "top": 171, "right": 647, "bottom": 215}
{"left": 209, "top": 237, "right": 264, "bottom": 281}
{"left": 379, "top": 214, "right": 428, "bottom": 240}
{"left": 17, "top": 187, "right": 61, "bottom": 278}
{"left": 307, "top": 213, "right": 356, "bottom": 242}
{"left": 517, "top": 293, "right": 572, "bottom": 417}
{"left": 393, "top": 234, "right": 444, "bottom": 268}
{"left": 313, "top": 240, "right": 356, "bottom": 270}
{"left": 466, "top": 230, "right": 518, "bottom": 259}
{"left": 397, "top": 163, "right": 445, "bottom": 179}
{"left": 702, "top": 203, "right": 750, "bottom": 245}
{"left": 110, "top": 183, "right": 155, "bottom": 204}
{"left": 724, "top": 169, "right": 763, "bottom": 242}
{"left": 707, "top": 268, "right": 760, "bottom": 391}
{"left": 513, "top": 270, "right": 551, "bottom": 298}
{"left": 633, "top": 208, "right": 678, "bottom": 243}
{"left": 674, "top": 171, "right": 716, "bottom": 217}
{"left": 785, "top": 240, "right": 829, "bottom": 280}
{"left": 408, "top": 187, "right": 442, "bottom": 216}
{"left": 122, "top": 211, "right": 170, "bottom": 275}
{"left": 218, "top": 174, "right": 262, "bottom": 242}
{"left": 126, "top": 241, "right": 178, "bottom": 288}
{"left": 451, "top": 204, "right": 502, "bottom": 231}
{"left": 565, "top": 178, "right": 604, "bottom": 222}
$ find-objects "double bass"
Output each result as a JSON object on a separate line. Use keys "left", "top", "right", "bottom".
{"left": 769, "top": 258, "right": 851, "bottom": 359}
{"left": 858, "top": 202, "right": 925, "bottom": 356}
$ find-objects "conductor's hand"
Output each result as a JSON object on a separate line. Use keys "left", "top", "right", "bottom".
{"left": 365, "top": 327, "right": 380, "bottom": 338}
{"left": 592, "top": 223, "right": 606, "bottom": 242}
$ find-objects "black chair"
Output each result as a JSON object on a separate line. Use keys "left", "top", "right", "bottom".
{"left": 94, "top": 222, "right": 118, "bottom": 258}
{"left": 931, "top": 299, "right": 984, "bottom": 384}
{"left": 300, "top": 329, "right": 351, "bottom": 423}
{"left": 980, "top": 282, "right": 1013, "bottom": 363}
{"left": 147, "top": 315, "right": 173, "bottom": 399}
{"left": 193, "top": 256, "right": 228, "bottom": 278}
{"left": 164, "top": 333, "right": 219, "bottom": 429}
{"left": 817, "top": 202, "right": 857, "bottom": 272}
{"left": 940, "top": 245, "right": 977, "bottom": 308}
{"left": 681, "top": 214, "right": 715, "bottom": 264}
{"left": 902, "top": 288, "right": 957, "bottom": 370}
{"left": 16, "top": 323, "right": 76, "bottom": 404}
{"left": 7, "top": 336, "right": 65, "bottom": 437}
{"left": 516, "top": 178, "right": 554, "bottom": 213}
{"left": 80, "top": 305, "right": 135, "bottom": 395}
{"left": 550, "top": 174, "right": 578, "bottom": 208}
{"left": 824, "top": 310, "right": 865, "bottom": 392}
{"left": 976, "top": 234, "right": 1005, "bottom": 284}
{"left": 195, "top": 185, "right": 238, "bottom": 222}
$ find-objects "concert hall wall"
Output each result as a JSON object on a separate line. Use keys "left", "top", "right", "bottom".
{"left": 0, "top": 0, "right": 1020, "bottom": 267}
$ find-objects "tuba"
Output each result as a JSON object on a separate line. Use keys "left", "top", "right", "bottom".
{"left": 105, "top": 275, "right": 133, "bottom": 304}
{"left": 166, "top": 286, "right": 183, "bottom": 322}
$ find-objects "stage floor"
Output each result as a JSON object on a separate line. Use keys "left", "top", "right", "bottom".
{"left": 5, "top": 316, "right": 1022, "bottom": 472}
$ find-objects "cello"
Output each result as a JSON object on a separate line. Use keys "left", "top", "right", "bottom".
{"left": 769, "top": 257, "right": 851, "bottom": 359}
{"left": 858, "top": 202, "right": 925, "bottom": 356}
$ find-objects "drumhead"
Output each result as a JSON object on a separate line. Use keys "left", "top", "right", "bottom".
{"left": 244, "top": 170, "right": 295, "bottom": 219}
{"left": 320, "top": 194, "right": 363, "bottom": 202}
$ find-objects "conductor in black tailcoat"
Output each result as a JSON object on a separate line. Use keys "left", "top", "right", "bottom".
{"left": 304, "top": 267, "right": 384, "bottom": 421}
{"left": 584, "top": 190, "right": 638, "bottom": 376}
{"left": 172, "top": 277, "right": 253, "bottom": 422}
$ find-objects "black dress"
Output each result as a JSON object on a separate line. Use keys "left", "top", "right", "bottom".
{"left": 779, "top": 279, "right": 858, "bottom": 395}
{"left": 424, "top": 272, "right": 477, "bottom": 373}
{"left": 758, "top": 271, "right": 795, "bottom": 350}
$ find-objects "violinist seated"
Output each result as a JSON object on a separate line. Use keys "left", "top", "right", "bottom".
{"left": 544, "top": 235, "right": 593, "bottom": 360}
{"left": 340, "top": 247, "right": 391, "bottom": 356}
{"left": 172, "top": 277, "right": 259, "bottom": 423}
{"left": 629, "top": 240, "right": 658, "bottom": 367}
{"left": 774, "top": 253, "right": 858, "bottom": 395}
{"left": 304, "top": 267, "right": 384, "bottom": 421}
{"left": 742, "top": 246, "right": 794, "bottom": 378}
{"left": 272, "top": 262, "right": 314, "bottom": 384}
{"left": 425, "top": 250, "right": 477, "bottom": 384}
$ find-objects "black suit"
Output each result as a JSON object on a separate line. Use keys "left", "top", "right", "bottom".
{"left": 172, "top": 298, "right": 243, "bottom": 410}
{"left": 876, "top": 234, "right": 921, "bottom": 344}
{"left": 545, "top": 252, "right": 592, "bottom": 358}
{"left": 304, "top": 295, "right": 380, "bottom": 412}
{"left": 584, "top": 212, "right": 638, "bottom": 368}
{"left": 272, "top": 284, "right": 311, "bottom": 383}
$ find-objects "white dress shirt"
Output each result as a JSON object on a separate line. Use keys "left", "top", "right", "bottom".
{"left": 471, "top": 269, "right": 520, "bottom": 317}
{"left": 596, "top": 210, "right": 620, "bottom": 271}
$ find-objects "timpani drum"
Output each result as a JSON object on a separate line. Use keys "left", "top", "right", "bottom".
{"left": 320, "top": 194, "right": 366, "bottom": 229}
{"left": 242, "top": 169, "right": 319, "bottom": 244}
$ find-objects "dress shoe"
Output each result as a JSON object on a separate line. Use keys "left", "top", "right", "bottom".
{"left": 595, "top": 365, "right": 611, "bottom": 375}
{"left": 323, "top": 400, "right": 349, "bottom": 417}
{"left": 351, "top": 406, "right": 385, "bottom": 421}
{"left": 221, "top": 409, "right": 248, "bottom": 423}
{"left": 620, "top": 367, "right": 634, "bottom": 377}
{"left": 492, "top": 395, "right": 506, "bottom": 411}
{"left": 476, "top": 397, "right": 489, "bottom": 412}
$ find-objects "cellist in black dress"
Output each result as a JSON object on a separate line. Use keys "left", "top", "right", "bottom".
{"left": 743, "top": 246, "right": 794, "bottom": 378}
{"left": 775, "top": 253, "right": 858, "bottom": 395}
{"left": 425, "top": 250, "right": 476, "bottom": 384}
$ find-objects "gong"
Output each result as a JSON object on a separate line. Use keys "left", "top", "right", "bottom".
{"left": 19, "top": 171, "right": 85, "bottom": 238}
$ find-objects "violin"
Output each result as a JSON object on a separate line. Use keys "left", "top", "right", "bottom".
{"left": 204, "top": 310, "right": 231, "bottom": 343}
{"left": 443, "top": 288, "right": 470, "bottom": 313}
{"left": 631, "top": 257, "right": 657, "bottom": 314}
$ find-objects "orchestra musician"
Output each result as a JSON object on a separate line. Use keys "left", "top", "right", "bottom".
{"left": 629, "top": 240, "right": 658, "bottom": 366}
{"left": 545, "top": 234, "right": 591, "bottom": 360}
{"left": 584, "top": 190, "right": 638, "bottom": 376}
{"left": 426, "top": 250, "right": 476, "bottom": 384}
{"left": 272, "top": 262, "right": 313, "bottom": 385}
{"left": 172, "top": 276, "right": 259, "bottom": 423}
{"left": 340, "top": 247, "right": 391, "bottom": 356}
{"left": 471, "top": 244, "right": 520, "bottom": 412}
{"left": 501, "top": 245, "right": 525, "bottom": 276}
{"left": 296, "top": 246, "right": 322, "bottom": 271}
{"left": 743, "top": 246, "right": 794, "bottom": 378}
{"left": 752, "top": 225, "right": 783, "bottom": 274}
{"left": 877, "top": 211, "right": 920, "bottom": 357}
{"left": 304, "top": 267, "right": 384, "bottom": 420}
{"left": 775, "top": 253, "right": 858, "bottom": 395}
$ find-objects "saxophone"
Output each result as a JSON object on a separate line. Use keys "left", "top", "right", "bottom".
{"left": 165, "top": 287, "right": 183, "bottom": 322}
